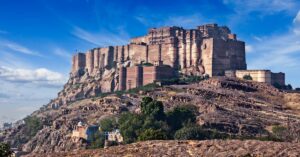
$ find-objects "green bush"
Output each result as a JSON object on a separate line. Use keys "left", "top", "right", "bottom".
{"left": 118, "top": 97, "right": 169, "bottom": 143}
{"left": 142, "top": 117, "right": 163, "bottom": 129}
{"left": 141, "top": 62, "right": 154, "bottom": 66}
{"left": 72, "top": 83, "right": 82, "bottom": 89}
{"left": 141, "top": 97, "right": 165, "bottom": 121}
{"left": 99, "top": 117, "right": 118, "bottom": 132}
{"left": 174, "top": 126, "right": 229, "bottom": 140}
{"left": 117, "top": 97, "right": 248, "bottom": 144}
{"left": 24, "top": 116, "right": 43, "bottom": 138}
{"left": 243, "top": 75, "right": 253, "bottom": 80}
{"left": 127, "top": 83, "right": 159, "bottom": 94}
{"left": 179, "top": 75, "right": 204, "bottom": 84}
{"left": 273, "top": 83, "right": 293, "bottom": 90}
{"left": 138, "top": 128, "right": 168, "bottom": 141}
{"left": 88, "top": 131, "right": 106, "bottom": 149}
{"left": 166, "top": 105, "right": 197, "bottom": 131}
{"left": 0, "top": 143, "right": 12, "bottom": 157}
{"left": 272, "top": 125, "right": 287, "bottom": 140}
{"left": 119, "top": 112, "right": 144, "bottom": 144}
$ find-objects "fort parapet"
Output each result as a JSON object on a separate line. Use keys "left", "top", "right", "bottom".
{"left": 225, "top": 70, "right": 285, "bottom": 86}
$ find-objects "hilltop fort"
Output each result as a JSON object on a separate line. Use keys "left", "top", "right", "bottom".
{"left": 71, "top": 23, "right": 285, "bottom": 92}
{"left": 2, "top": 24, "right": 300, "bottom": 156}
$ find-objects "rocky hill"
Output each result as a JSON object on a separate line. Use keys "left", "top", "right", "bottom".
{"left": 1, "top": 76, "right": 300, "bottom": 155}
{"left": 30, "top": 140, "right": 300, "bottom": 157}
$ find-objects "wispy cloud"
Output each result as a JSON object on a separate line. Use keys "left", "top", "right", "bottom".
{"left": 222, "top": 0, "right": 300, "bottom": 28}
{"left": 136, "top": 14, "right": 206, "bottom": 29}
{"left": 71, "top": 26, "right": 129, "bottom": 47}
{"left": 223, "top": 0, "right": 299, "bottom": 15}
{"left": 0, "top": 40, "right": 42, "bottom": 57}
{"left": 252, "top": 36, "right": 263, "bottom": 42}
{"left": 248, "top": 32, "right": 300, "bottom": 66}
{"left": 53, "top": 47, "right": 72, "bottom": 61}
{"left": 163, "top": 14, "right": 204, "bottom": 29}
{"left": 293, "top": 10, "right": 300, "bottom": 23}
{"left": 248, "top": 16, "right": 300, "bottom": 70}
{"left": 0, "top": 66, "right": 67, "bottom": 87}
{"left": 0, "top": 81, "right": 56, "bottom": 122}
{"left": 245, "top": 45, "right": 253, "bottom": 53}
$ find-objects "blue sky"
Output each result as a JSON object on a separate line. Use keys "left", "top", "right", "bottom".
{"left": 0, "top": 0, "right": 300, "bottom": 123}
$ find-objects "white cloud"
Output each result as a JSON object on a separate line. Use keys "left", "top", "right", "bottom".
{"left": 253, "top": 36, "right": 263, "bottom": 42}
{"left": 293, "top": 10, "right": 300, "bottom": 23}
{"left": 53, "top": 48, "right": 72, "bottom": 60}
{"left": 0, "top": 78, "right": 62, "bottom": 123}
{"left": 6, "top": 42, "right": 41, "bottom": 56}
{"left": 245, "top": 45, "right": 253, "bottom": 53}
{"left": 293, "top": 28, "right": 300, "bottom": 35}
{"left": 0, "top": 66, "right": 67, "bottom": 86}
{"left": 0, "top": 40, "right": 42, "bottom": 56}
{"left": 72, "top": 26, "right": 129, "bottom": 47}
{"left": 293, "top": 10, "right": 300, "bottom": 34}
{"left": 246, "top": 12, "right": 300, "bottom": 87}
{"left": 247, "top": 31, "right": 300, "bottom": 85}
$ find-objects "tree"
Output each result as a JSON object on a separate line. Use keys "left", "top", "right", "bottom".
{"left": 140, "top": 97, "right": 165, "bottom": 121}
{"left": 166, "top": 105, "right": 197, "bottom": 131}
{"left": 24, "top": 116, "right": 43, "bottom": 138}
{"left": 174, "top": 126, "right": 228, "bottom": 140}
{"left": 88, "top": 131, "right": 106, "bottom": 149}
{"left": 243, "top": 75, "right": 252, "bottom": 80}
{"left": 138, "top": 128, "right": 168, "bottom": 141}
{"left": 118, "top": 112, "right": 144, "bottom": 144}
{"left": 99, "top": 117, "right": 118, "bottom": 132}
{"left": 273, "top": 83, "right": 293, "bottom": 90}
{"left": 0, "top": 143, "right": 12, "bottom": 157}
{"left": 286, "top": 84, "right": 293, "bottom": 90}
{"left": 273, "top": 82, "right": 282, "bottom": 89}
{"left": 174, "top": 126, "right": 208, "bottom": 140}
{"left": 140, "top": 97, "right": 153, "bottom": 110}
{"left": 142, "top": 116, "right": 170, "bottom": 139}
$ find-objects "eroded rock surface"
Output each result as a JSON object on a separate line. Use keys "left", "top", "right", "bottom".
{"left": 31, "top": 140, "right": 300, "bottom": 157}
